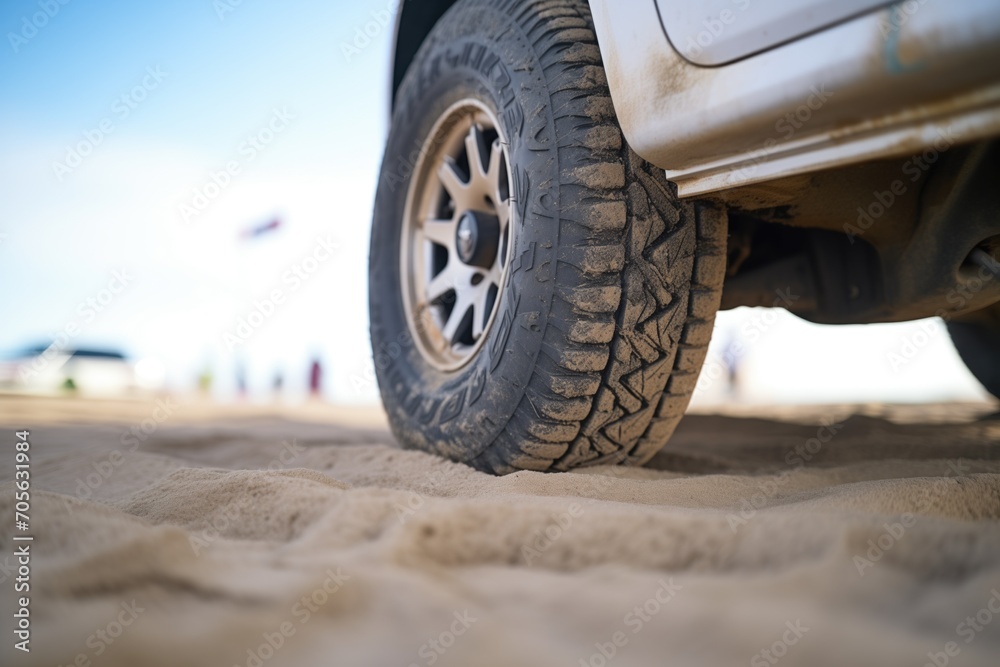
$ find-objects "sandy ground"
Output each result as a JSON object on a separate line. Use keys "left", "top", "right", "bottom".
{"left": 2, "top": 395, "right": 1000, "bottom": 667}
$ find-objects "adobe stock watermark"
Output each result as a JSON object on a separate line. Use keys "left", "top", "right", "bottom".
{"left": 64, "top": 398, "right": 179, "bottom": 512}
{"left": 681, "top": 0, "right": 751, "bottom": 60}
{"left": 352, "top": 288, "right": 465, "bottom": 395}
{"left": 52, "top": 66, "right": 167, "bottom": 181}
{"left": 8, "top": 0, "right": 73, "bottom": 53}
{"left": 726, "top": 84, "right": 835, "bottom": 187}
{"left": 383, "top": 140, "right": 426, "bottom": 194}
{"left": 885, "top": 318, "right": 944, "bottom": 373}
{"left": 222, "top": 236, "right": 339, "bottom": 350}
{"left": 750, "top": 620, "right": 810, "bottom": 666}
{"left": 340, "top": 0, "right": 401, "bottom": 62}
{"left": 0, "top": 555, "right": 18, "bottom": 586}
{"left": 214, "top": 0, "right": 253, "bottom": 21}
{"left": 393, "top": 462, "right": 455, "bottom": 524}
{"left": 234, "top": 567, "right": 351, "bottom": 667}
{"left": 878, "top": 0, "right": 930, "bottom": 39}
{"left": 178, "top": 107, "right": 295, "bottom": 223}
{"left": 885, "top": 252, "right": 998, "bottom": 372}
{"left": 723, "top": 286, "right": 800, "bottom": 336}
{"left": 18, "top": 270, "right": 134, "bottom": 383}
{"left": 922, "top": 588, "right": 1000, "bottom": 667}
{"left": 880, "top": 0, "right": 931, "bottom": 74}
{"left": 382, "top": 127, "right": 448, "bottom": 195}
{"left": 188, "top": 504, "right": 243, "bottom": 556}
{"left": 521, "top": 503, "right": 584, "bottom": 566}
{"left": 258, "top": 439, "right": 308, "bottom": 471}
{"left": 406, "top": 610, "right": 478, "bottom": 667}
{"left": 727, "top": 419, "right": 845, "bottom": 532}
{"left": 188, "top": 439, "right": 306, "bottom": 555}
{"left": 579, "top": 578, "right": 683, "bottom": 667}
{"left": 695, "top": 287, "right": 801, "bottom": 395}
{"left": 844, "top": 125, "right": 957, "bottom": 244}
{"left": 352, "top": 323, "right": 421, "bottom": 395}
{"left": 853, "top": 460, "right": 969, "bottom": 576}
{"left": 54, "top": 600, "right": 145, "bottom": 667}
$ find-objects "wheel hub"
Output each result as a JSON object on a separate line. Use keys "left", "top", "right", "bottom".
{"left": 456, "top": 210, "right": 500, "bottom": 269}
{"left": 400, "top": 99, "right": 514, "bottom": 372}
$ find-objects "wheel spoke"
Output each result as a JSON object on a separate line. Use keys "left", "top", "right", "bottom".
{"left": 487, "top": 137, "right": 511, "bottom": 233}
{"left": 439, "top": 158, "right": 469, "bottom": 205}
{"left": 466, "top": 125, "right": 488, "bottom": 179}
{"left": 441, "top": 291, "right": 471, "bottom": 344}
{"left": 486, "top": 139, "right": 503, "bottom": 189}
{"left": 422, "top": 218, "right": 454, "bottom": 248}
{"left": 471, "top": 282, "right": 492, "bottom": 340}
{"left": 425, "top": 263, "right": 458, "bottom": 303}
{"left": 486, "top": 263, "right": 503, "bottom": 291}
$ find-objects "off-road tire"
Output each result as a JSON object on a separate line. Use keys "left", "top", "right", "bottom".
{"left": 369, "top": 0, "right": 727, "bottom": 474}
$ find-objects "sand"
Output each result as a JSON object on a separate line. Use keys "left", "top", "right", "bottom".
{"left": 2, "top": 395, "right": 1000, "bottom": 667}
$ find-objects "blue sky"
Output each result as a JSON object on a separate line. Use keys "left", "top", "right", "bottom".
{"left": 3, "top": 0, "right": 390, "bottom": 154}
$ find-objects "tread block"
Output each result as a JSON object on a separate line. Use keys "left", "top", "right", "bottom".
{"left": 622, "top": 356, "right": 672, "bottom": 403}
{"left": 567, "top": 162, "right": 625, "bottom": 190}
{"left": 602, "top": 404, "right": 655, "bottom": 446}
{"left": 559, "top": 244, "right": 626, "bottom": 274}
{"left": 520, "top": 439, "right": 571, "bottom": 459}
{"left": 682, "top": 319, "right": 714, "bottom": 346}
{"left": 527, "top": 419, "right": 581, "bottom": 443}
{"left": 529, "top": 390, "right": 594, "bottom": 421}
{"left": 694, "top": 254, "right": 727, "bottom": 286}
{"left": 564, "top": 200, "right": 627, "bottom": 232}
{"left": 565, "top": 319, "right": 616, "bottom": 345}
{"left": 543, "top": 372, "right": 602, "bottom": 399}
{"left": 557, "top": 284, "right": 623, "bottom": 313}
{"left": 542, "top": 341, "right": 610, "bottom": 372}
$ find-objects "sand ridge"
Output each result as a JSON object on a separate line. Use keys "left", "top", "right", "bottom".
{"left": 1, "top": 397, "right": 999, "bottom": 667}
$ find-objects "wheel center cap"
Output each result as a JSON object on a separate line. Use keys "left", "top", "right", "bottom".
{"left": 456, "top": 211, "right": 500, "bottom": 268}
{"left": 457, "top": 213, "right": 478, "bottom": 264}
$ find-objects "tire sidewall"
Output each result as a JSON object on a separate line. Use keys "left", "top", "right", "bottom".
{"left": 370, "top": 9, "right": 557, "bottom": 461}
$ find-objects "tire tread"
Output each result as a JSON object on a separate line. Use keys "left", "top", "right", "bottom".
{"left": 461, "top": 0, "right": 727, "bottom": 473}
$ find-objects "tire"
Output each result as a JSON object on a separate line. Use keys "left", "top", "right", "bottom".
{"left": 948, "top": 304, "right": 1000, "bottom": 399}
{"left": 369, "top": 0, "right": 727, "bottom": 474}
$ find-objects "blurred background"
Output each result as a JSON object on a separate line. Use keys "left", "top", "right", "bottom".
{"left": 0, "top": 0, "right": 991, "bottom": 407}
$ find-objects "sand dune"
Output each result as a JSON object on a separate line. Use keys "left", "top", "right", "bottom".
{"left": 2, "top": 397, "right": 999, "bottom": 667}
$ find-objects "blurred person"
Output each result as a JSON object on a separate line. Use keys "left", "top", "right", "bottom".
{"left": 309, "top": 358, "right": 323, "bottom": 398}
{"left": 236, "top": 361, "right": 248, "bottom": 399}
{"left": 197, "top": 366, "right": 213, "bottom": 396}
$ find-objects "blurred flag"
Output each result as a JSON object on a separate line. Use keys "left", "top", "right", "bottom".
{"left": 240, "top": 217, "right": 282, "bottom": 240}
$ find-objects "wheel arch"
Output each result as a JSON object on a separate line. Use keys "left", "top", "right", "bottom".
{"left": 391, "top": 0, "right": 461, "bottom": 110}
